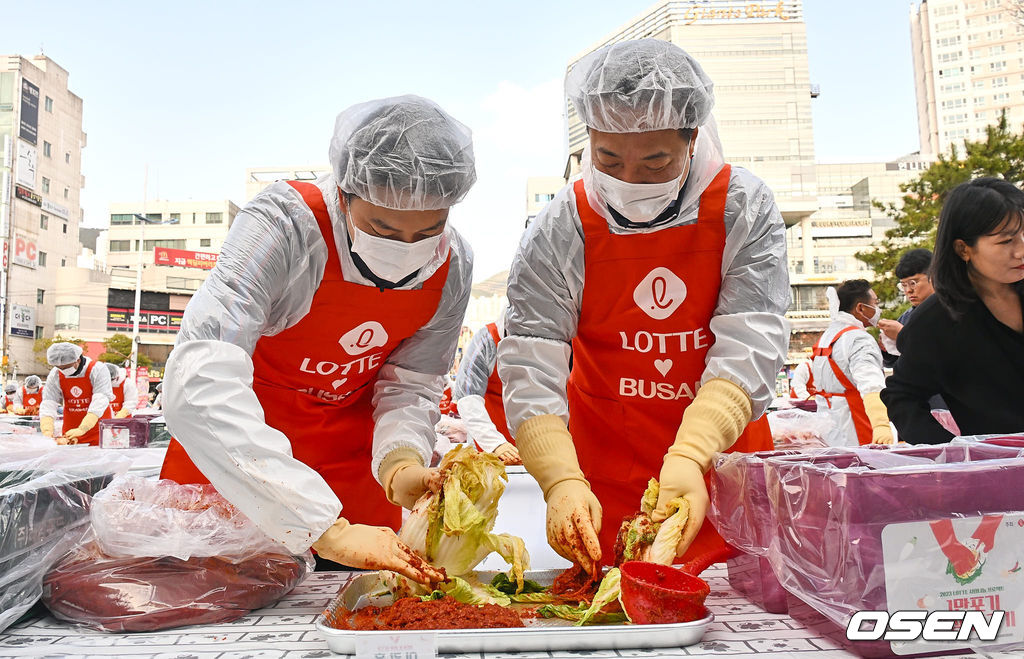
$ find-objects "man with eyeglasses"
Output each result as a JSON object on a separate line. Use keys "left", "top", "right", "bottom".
{"left": 879, "top": 249, "right": 935, "bottom": 364}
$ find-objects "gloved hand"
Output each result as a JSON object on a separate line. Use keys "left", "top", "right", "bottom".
{"left": 40, "top": 416, "right": 55, "bottom": 438}
{"left": 115, "top": 408, "right": 132, "bottom": 418}
{"left": 63, "top": 412, "right": 100, "bottom": 443}
{"left": 493, "top": 442, "right": 521, "bottom": 465}
{"left": 312, "top": 517, "right": 446, "bottom": 585}
{"left": 13, "top": 406, "right": 26, "bottom": 416}
{"left": 653, "top": 378, "right": 753, "bottom": 559}
{"left": 379, "top": 448, "right": 443, "bottom": 510}
{"left": 517, "top": 414, "right": 602, "bottom": 574}
{"left": 863, "top": 392, "right": 894, "bottom": 445}
{"left": 5, "top": 405, "right": 13, "bottom": 414}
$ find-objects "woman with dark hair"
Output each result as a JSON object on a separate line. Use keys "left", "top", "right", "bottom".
{"left": 882, "top": 177, "right": 1024, "bottom": 443}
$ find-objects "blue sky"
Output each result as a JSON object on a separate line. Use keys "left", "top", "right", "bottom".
{"left": 5, "top": 0, "right": 920, "bottom": 281}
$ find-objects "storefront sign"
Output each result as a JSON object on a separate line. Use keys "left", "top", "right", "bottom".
{"left": 15, "top": 140, "right": 36, "bottom": 188}
{"left": 105, "top": 307, "right": 183, "bottom": 334}
{"left": 14, "top": 185, "right": 41, "bottom": 207}
{"left": 154, "top": 247, "right": 218, "bottom": 270}
{"left": 12, "top": 235, "right": 38, "bottom": 269}
{"left": 19, "top": 79, "right": 39, "bottom": 145}
{"left": 42, "top": 199, "right": 69, "bottom": 220}
{"left": 9, "top": 304, "right": 34, "bottom": 338}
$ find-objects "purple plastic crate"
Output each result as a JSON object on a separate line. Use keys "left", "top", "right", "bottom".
{"left": 765, "top": 443, "right": 1024, "bottom": 657}
{"left": 98, "top": 418, "right": 150, "bottom": 449}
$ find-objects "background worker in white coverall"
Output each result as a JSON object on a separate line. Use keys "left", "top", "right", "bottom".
{"left": 810, "top": 280, "right": 894, "bottom": 447}
{"left": 40, "top": 342, "right": 113, "bottom": 445}
{"left": 498, "top": 39, "right": 790, "bottom": 573}
{"left": 105, "top": 363, "right": 138, "bottom": 418}
{"left": 11, "top": 375, "right": 44, "bottom": 415}
{"left": 159, "top": 96, "right": 476, "bottom": 582}
{"left": 453, "top": 305, "right": 520, "bottom": 465}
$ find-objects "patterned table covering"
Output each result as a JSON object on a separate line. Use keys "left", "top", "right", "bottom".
{"left": 0, "top": 564, "right": 986, "bottom": 659}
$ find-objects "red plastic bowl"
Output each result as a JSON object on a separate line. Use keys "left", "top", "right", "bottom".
{"left": 619, "top": 561, "right": 710, "bottom": 624}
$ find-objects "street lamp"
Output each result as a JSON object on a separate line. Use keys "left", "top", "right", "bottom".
{"left": 130, "top": 213, "right": 179, "bottom": 378}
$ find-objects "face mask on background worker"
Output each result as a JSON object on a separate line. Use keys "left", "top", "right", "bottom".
{"left": 329, "top": 96, "right": 475, "bottom": 284}
{"left": 858, "top": 302, "right": 881, "bottom": 328}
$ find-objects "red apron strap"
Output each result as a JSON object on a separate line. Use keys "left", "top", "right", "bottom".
{"left": 287, "top": 181, "right": 342, "bottom": 274}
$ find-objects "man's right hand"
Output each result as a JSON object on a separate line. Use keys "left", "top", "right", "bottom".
{"left": 878, "top": 319, "right": 903, "bottom": 341}
{"left": 312, "top": 518, "right": 445, "bottom": 585}
{"left": 545, "top": 479, "right": 602, "bottom": 575}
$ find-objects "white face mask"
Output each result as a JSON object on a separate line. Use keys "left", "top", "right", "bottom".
{"left": 586, "top": 143, "right": 690, "bottom": 224}
{"left": 860, "top": 304, "right": 881, "bottom": 328}
{"left": 58, "top": 365, "right": 78, "bottom": 376}
{"left": 347, "top": 215, "right": 443, "bottom": 284}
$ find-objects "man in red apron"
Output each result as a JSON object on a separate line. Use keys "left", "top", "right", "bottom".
{"left": 105, "top": 363, "right": 138, "bottom": 418}
{"left": 39, "top": 342, "right": 113, "bottom": 445}
{"left": 453, "top": 307, "right": 520, "bottom": 464}
{"left": 11, "top": 375, "right": 44, "bottom": 415}
{"left": 811, "top": 281, "right": 894, "bottom": 447}
{"left": 499, "top": 40, "right": 789, "bottom": 573}
{"left": 158, "top": 96, "right": 474, "bottom": 583}
{"left": 789, "top": 360, "right": 815, "bottom": 400}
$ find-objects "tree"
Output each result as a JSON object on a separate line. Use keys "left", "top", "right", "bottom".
{"left": 33, "top": 335, "right": 87, "bottom": 369}
{"left": 99, "top": 333, "right": 152, "bottom": 367}
{"left": 1010, "top": 0, "right": 1024, "bottom": 26}
{"left": 857, "top": 113, "right": 1024, "bottom": 305}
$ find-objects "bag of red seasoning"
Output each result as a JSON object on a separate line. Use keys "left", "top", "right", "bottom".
{"left": 41, "top": 476, "right": 313, "bottom": 632}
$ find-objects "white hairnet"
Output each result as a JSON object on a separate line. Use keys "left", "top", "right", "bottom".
{"left": 47, "top": 342, "right": 83, "bottom": 366}
{"left": 4, "top": 383, "right": 16, "bottom": 394}
{"left": 329, "top": 95, "right": 477, "bottom": 210}
{"left": 25, "top": 375, "right": 41, "bottom": 389}
{"left": 566, "top": 38, "right": 714, "bottom": 133}
{"left": 105, "top": 363, "right": 120, "bottom": 379}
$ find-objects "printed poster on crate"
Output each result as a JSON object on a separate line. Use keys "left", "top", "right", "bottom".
{"left": 881, "top": 513, "right": 1024, "bottom": 655}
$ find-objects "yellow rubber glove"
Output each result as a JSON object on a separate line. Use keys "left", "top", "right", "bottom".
{"left": 493, "top": 442, "right": 521, "bottom": 465}
{"left": 312, "top": 517, "right": 446, "bottom": 585}
{"left": 40, "top": 416, "right": 55, "bottom": 437}
{"left": 653, "top": 378, "right": 753, "bottom": 559}
{"left": 13, "top": 406, "right": 26, "bottom": 416}
{"left": 5, "top": 404, "right": 13, "bottom": 414}
{"left": 517, "top": 414, "right": 602, "bottom": 574}
{"left": 115, "top": 408, "right": 132, "bottom": 419}
{"left": 863, "top": 391, "right": 894, "bottom": 445}
{"left": 63, "top": 412, "right": 100, "bottom": 442}
{"left": 379, "top": 447, "right": 443, "bottom": 510}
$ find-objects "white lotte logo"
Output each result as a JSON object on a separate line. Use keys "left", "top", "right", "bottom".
{"left": 69, "top": 386, "right": 83, "bottom": 398}
{"left": 339, "top": 321, "right": 389, "bottom": 356}
{"left": 634, "top": 267, "right": 686, "bottom": 320}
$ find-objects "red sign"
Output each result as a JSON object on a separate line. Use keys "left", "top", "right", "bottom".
{"left": 12, "top": 235, "right": 38, "bottom": 269}
{"left": 154, "top": 247, "right": 218, "bottom": 270}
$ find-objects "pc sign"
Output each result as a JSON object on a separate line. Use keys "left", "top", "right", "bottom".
{"left": 850, "top": 513, "right": 1024, "bottom": 654}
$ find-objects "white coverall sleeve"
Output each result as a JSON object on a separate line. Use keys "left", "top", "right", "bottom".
{"left": 498, "top": 187, "right": 581, "bottom": 434}
{"left": 457, "top": 394, "right": 508, "bottom": 452}
{"left": 87, "top": 362, "right": 114, "bottom": 417}
{"left": 843, "top": 333, "right": 887, "bottom": 396}
{"left": 39, "top": 368, "right": 62, "bottom": 419}
{"left": 370, "top": 233, "right": 474, "bottom": 481}
{"left": 790, "top": 362, "right": 811, "bottom": 399}
{"left": 121, "top": 377, "right": 139, "bottom": 413}
{"left": 12, "top": 389, "right": 23, "bottom": 407}
{"left": 453, "top": 328, "right": 497, "bottom": 400}
{"left": 164, "top": 181, "right": 341, "bottom": 553}
{"left": 702, "top": 168, "right": 791, "bottom": 418}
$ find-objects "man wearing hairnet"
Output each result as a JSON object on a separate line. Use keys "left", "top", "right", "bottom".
{"left": 2, "top": 383, "right": 17, "bottom": 413}
{"left": 40, "top": 342, "right": 114, "bottom": 445}
{"left": 105, "top": 363, "right": 138, "bottom": 418}
{"left": 10, "top": 375, "right": 44, "bottom": 415}
{"left": 500, "top": 39, "right": 788, "bottom": 573}
{"left": 159, "top": 95, "right": 475, "bottom": 584}
{"left": 453, "top": 305, "right": 521, "bottom": 465}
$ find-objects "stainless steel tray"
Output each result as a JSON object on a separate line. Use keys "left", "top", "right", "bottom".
{"left": 315, "top": 569, "right": 713, "bottom": 654}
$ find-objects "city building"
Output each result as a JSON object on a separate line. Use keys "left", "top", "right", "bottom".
{"left": 525, "top": 176, "right": 564, "bottom": 227}
{"left": 563, "top": 0, "right": 818, "bottom": 226}
{"left": 911, "top": 0, "right": 1024, "bottom": 157}
{"left": 245, "top": 165, "right": 330, "bottom": 201}
{"left": 0, "top": 55, "right": 87, "bottom": 376}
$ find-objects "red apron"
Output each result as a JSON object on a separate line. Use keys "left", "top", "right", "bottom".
{"left": 812, "top": 326, "right": 873, "bottom": 445}
{"left": 482, "top": 322, "right": 514, "bottom": 444}
{"left": 21, "top": 387, "right": 41, "bottom": 415}
{"left": 789, "top": 363, "right": 816, "bottom": 399}
{"left": 161, "top": 181, "right": 451, "bottom": 531}
{"left": 109, "top": 381, "right": 126, "bottom": 413}
{"left": 59, "top": 360, "right": 112, "bottom": 446}
{"left": 567, "top": 167, "right": 772, "bottom": 565}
